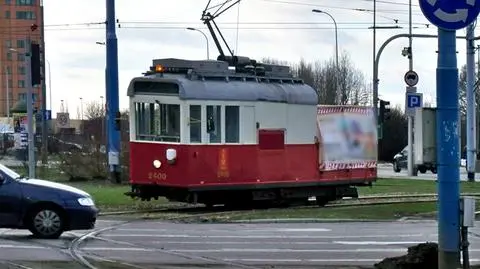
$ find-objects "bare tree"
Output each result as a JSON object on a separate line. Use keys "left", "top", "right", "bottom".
{"left": 84, "top": 101, "right": 105, "bottom": 120}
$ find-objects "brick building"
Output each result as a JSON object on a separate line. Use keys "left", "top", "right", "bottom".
{"left": 0, "top": 0, "right": 44, "bottom": 117}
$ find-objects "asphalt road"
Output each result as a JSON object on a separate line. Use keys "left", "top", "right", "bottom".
{"left": 1, "top": 219, "right": 480, "bottom": 267}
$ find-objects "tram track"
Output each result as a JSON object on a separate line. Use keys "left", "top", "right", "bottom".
{"left": 1, "top": 193, "right": 477, "bottom": 268}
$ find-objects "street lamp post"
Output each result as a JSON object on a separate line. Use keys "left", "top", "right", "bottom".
{"left": 312, "top": 9, "right": 339, "bottom": 104}
{"left": 186, "top": 27, "right": 210, "bottom": 60}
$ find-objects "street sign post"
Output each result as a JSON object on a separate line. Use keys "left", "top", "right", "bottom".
{"left": 405, "top": 91, "right": 423, "bottom": 117}
{"left": 418, "top": 0, "right": 480, "bottom": 267}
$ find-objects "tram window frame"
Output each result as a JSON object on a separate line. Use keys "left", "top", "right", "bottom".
{"left": 134, "top": 101, "right": 181, "bottom": 142}
{"left": 206, "top": 105, "right": 222, "bottom": 143}
{"left": 189, "top": 105, "right": 202, "bottom": 143}
{"left": 225, "top": 106, "right": 240, "bottom": 143}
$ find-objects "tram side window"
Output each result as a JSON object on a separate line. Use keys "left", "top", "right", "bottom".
{"left": 134, "top": 102, "right": 181, "bottom": 142}
{"left": 206, "top": 105, "right": 221, "bottom": 143}
{"left": 189, "top": 105, "right": 201, "bottom": 143}
{"left": 225, "top": 106, "right": 239, "bottom": 143}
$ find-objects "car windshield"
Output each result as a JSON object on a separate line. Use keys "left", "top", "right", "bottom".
{"left": 0, "top": 163, "right": 22, "bottom": 180}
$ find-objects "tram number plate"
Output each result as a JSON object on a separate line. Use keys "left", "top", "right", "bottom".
{"left": 148, "top": 172, "right": 167, "bottom": 181}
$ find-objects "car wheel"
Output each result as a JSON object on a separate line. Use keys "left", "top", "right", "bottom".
{"left": 418, "top": 166, "right": 427, "bottom": 174}
{"left": 431, "top": 167, "right": 437, "bottom": 174}
{"left": 27, "top": 206, "right": 65, "bottom": 239}
{"left": 393, "top": 161, "right": 401, "bottom": 173}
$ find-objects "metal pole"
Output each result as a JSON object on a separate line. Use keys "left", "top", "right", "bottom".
{"left": 407, "top": 0, "right": 416, "bottom": 177}
{"left": 312, "top": 10, "right": 339, "bottom": 104}
{"left": 187, "top": 27, "right": 209, "bottom": 60}
{"left": 40, "top": 3, "right": 47, "bottom": 165}
{"left": 47, "top": 60, "right": 51, "bottom": 110}
{"left": 26, "top": 40, "right": 35, "bottom": 178}
{"left": 5, "top": 66, "right": 9, "bottom": 120}
{"left": 437, "top": 28, "right": 461, "bottom": 269}
{"left": 106, "top": 0, "right": 121, "bottom": 183}
{"left": 373, "top": 33, "right": 467, "bottom": 128}
{"left": 373, "top": 0, "right": 377, "bottom": 119}
{"left": 466, "top": 23, "right": 476, "bottom": 181}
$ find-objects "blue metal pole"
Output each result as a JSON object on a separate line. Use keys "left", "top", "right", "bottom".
{"left": 466, "top": 23, "right": 476, "bottom": 182}
{"left": 106, "top": 0, "right": 121, "bottom": 183}
{"left": 437, "top": 28, "right": 461, "bottom": 268}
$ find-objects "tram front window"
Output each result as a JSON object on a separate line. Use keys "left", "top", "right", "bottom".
{"left": 134, "top": 102, "right": 181, "bottom": 142}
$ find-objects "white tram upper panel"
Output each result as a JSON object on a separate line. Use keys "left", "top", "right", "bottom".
{"left": 127, "top": 58, "right": 318, "bottom": 105}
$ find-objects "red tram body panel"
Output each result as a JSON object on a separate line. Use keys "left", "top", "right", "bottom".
{"left": 126, "top": 58, "right": 378, "bottom": 206}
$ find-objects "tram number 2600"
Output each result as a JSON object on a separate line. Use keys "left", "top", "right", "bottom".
{"left": 148, "top": 172, "right": 167, "bottom": 181}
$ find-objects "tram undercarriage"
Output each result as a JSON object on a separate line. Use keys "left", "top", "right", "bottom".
{"left": 125, "top": 181, "right": 368, "bottom": 208}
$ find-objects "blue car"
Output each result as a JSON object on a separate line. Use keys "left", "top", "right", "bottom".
{"left": 0, "top": 163, "right": 98, "bottom": 239}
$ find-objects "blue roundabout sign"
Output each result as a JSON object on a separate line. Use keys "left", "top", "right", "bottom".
{"left": 419, "top": 0, "right": 480, "bottom": 30}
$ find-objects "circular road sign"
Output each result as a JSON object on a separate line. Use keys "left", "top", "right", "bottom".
{"left": 404, "top": 70, "right": 419, "bottom": 87}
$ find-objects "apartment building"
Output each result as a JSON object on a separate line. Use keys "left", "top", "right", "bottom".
{"left": 0, "top": 0, "right": 44, "bottom": 117}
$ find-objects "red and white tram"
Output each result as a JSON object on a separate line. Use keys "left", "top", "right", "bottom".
{"left": 125, "top": 57, "right": 377, "bottom": 207}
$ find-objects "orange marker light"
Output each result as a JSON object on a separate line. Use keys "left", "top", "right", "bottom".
{"left": 155, "top": 65, "right": 164, "bottom": 72}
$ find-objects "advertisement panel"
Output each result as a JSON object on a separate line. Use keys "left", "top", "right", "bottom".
{"left": 317, "top": 106, "right": 377, "bottom": 170}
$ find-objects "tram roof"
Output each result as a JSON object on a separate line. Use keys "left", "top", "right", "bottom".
{"left": 127, "top": 58, "right": 318, "bottom": 105}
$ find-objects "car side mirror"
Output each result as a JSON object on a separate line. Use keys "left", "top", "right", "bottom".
{"left": 0, "top": 174, "right": 5, "bottom": 185}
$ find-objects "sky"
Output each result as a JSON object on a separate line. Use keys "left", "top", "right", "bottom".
{"left": 43, "top": 0, "right": 480, "bottom": 119}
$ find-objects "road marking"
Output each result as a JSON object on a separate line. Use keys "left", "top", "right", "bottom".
{"left": 80, "top": 247, "right": 435, "bottom": 253}
{"left": 151, "top": 241, "right": 338, "bottom": 245}
{"left": 333, "top": 241, "right": 427, "bottom": 245}
{"left": 244, "top": 228, "right": 331, "bottom": 232}
{"left": 102, "top": 233, "right": 428, "bottom": 239}
{"left": 168, "top": 248, "right": 408, "bottom": 253}
{"left": 117, "top": 228, "right": 331, "bottom": 232}
{"left": 223, "top": 258, "right": 480, "bottom": 263}
{"left": 0, "top": 245, "right": 46, "bottom": 249}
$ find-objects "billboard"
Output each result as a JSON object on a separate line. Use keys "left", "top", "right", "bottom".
{"left": 316, "top": 106, "right": 377, "bottom": 170}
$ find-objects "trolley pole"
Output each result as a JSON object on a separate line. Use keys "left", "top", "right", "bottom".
{"left": 106, "top": 0, "right": 121, "bottom": 183}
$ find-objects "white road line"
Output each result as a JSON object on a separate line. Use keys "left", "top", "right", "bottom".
{"left": 223, "top": 258, "right": 480, "bottom": 263}
{"left": 333, "top": 241, "right": 427, "bottom": 245}
{"left": 244, "top": 228, "right": 332, "bottom": 232}
{"left": 151, "top": 241, "right": 337, "bottom": 245}
{"left": 0, "top": 245, "right": 46, "bottom": 249}
{"left": 101, "top": 234, "right": 429, "bottom": 239}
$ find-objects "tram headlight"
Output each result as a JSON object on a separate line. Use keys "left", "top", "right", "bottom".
{"left": 166, "top": 148, "right": 177, "bottom": 164}
{"left": 153, "top": 160, "right": 162, "bottom": 169}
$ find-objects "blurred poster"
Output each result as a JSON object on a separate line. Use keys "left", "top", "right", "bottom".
{"left": 317, "top": 106, "right": 377, "bottom": 170}
{"left": 12, "top": 113, "right": 35, "bottom": 133}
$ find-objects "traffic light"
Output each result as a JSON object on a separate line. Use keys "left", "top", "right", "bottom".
{"left": 114, "top": 111, "right": 122, "bottom": 131}
{"left": 30, "top": 42, "right": 41, "bottom": 86}
{"left": 379, "top": 99, "right": 391, "bottom": 122}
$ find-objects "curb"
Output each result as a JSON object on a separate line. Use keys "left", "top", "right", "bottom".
{"left": 225, "top": 218, "right": 400, "bottom": 223}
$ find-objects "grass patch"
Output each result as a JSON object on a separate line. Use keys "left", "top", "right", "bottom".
{"left": 359, "top": 178, "right": 480, "bottom": 196}
{"left": 68, "top": 182, "right": 174, "bottom": 212}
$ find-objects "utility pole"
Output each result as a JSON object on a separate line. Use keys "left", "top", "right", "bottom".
{"left": 40, "top": 2, "right": 48, "bottom": 165}
{"left": 466, "top": 23, "right": 476, "bottom": 182}
{"left": 106, "top": 0, "right": 121, "bottom": 183}
{"left": 26, "top": 39, "right": 36, "bottom": 178}
{"left": 406, "top": 0, "right": 417, "bottom": 177}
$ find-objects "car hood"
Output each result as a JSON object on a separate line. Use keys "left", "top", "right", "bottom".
{"left": 19, "top": 179, "right": 90, "bottom": 197}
